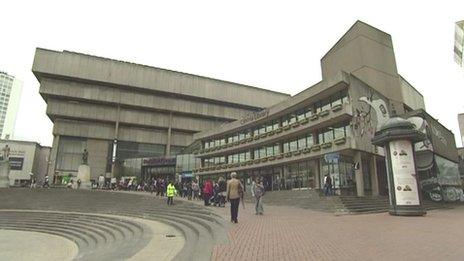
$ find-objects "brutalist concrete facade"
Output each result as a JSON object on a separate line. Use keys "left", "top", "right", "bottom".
{"left": 193, "top": 21, "right": 462, "bottom": 200}
{"left": 33, "top": 49, "right": 289, "bottom": 182}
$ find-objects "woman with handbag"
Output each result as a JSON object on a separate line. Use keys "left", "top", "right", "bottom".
{"left": 226, "top": 172, "right": 244, "bottom": 223}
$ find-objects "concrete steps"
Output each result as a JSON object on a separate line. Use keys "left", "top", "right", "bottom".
{"left": 0, "top": 211, "right": 150, "bottom": 260}
{"left": 0, "top": 188, "right": 229, "bottom": 261}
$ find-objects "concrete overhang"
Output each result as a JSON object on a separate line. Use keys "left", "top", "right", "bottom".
{"left": 32, "top": 48, "right": 290, "bottom": 109}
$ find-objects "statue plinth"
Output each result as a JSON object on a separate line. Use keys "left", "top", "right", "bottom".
{"left": 77, "top": 165, "right": 91, "bottom": 189}
{"left": 0, "top": 161, "right": 10, "bottom": 188}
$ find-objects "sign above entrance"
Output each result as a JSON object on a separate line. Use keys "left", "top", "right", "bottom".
{"left": 142, "top": 157, "right": 176, "bottom": 167}
{"left": 324, "top": 153, "right": 340, "bottom": 163}
{"left": 240, "top": 109, "right": 269, "bottom": 125}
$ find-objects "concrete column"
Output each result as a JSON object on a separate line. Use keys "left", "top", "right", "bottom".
{"left": 111, "top": 104, "right": 120, "bottom": 178}
{"left": 165, "top": 112, "right": 173, "bottom": 156}
{"left": 354, "top": 151, "right": 365, "bottom": 197}
{"left": 370, "top": 155, "right": 379, "bottom": 196}
{"left": 314, "top": 159, "right": 320, "bottom": 189}
{"left": 48, "top": 135, "right": 60, "bottom": 183}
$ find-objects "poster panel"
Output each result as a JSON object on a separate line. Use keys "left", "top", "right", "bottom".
{"left": 389, "top": 140, "right": 420, "bottom": 205}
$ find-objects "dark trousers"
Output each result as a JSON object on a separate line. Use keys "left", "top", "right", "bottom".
{"left": 203, "top": 193, "right": 211, "bottom": 206}
{"left": 230, "top": 198, "right": 240, "bottom": 222}
{"left": 167, "top": 196, "right": 173, "bottom": 205}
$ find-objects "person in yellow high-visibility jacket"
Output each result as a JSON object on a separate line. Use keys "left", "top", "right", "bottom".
{"left": 166, "top": 181, "right": 177, "bottom": 206}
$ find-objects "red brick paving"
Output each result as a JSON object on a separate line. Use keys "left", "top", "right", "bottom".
{"left": 207, "top": 201, "right": 464, "bottom": 261}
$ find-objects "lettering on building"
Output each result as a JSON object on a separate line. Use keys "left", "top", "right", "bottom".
{"left": 240, "top": 109, "right": 269, "bottom": 125}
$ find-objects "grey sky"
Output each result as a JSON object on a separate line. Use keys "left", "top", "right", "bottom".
{"left": 1, "top": 1, "right": 463, "bottom": 147}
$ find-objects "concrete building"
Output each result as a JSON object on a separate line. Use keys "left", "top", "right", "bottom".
{"left": 192, "top": 21, "right": 462, "bottom": 199}
{"left": 455, "top": 20, "right": 464, "bottom": 68}
{"left": 0, "top": 72, "right": 23, "bottom": 139}
{"left": 32, "top": 49, "right": 289, "bottom": 182}
{"left": 0, "top": 139, "right": 51, "bottom": 186}
{"left": 459, "top": 113, "right": 464, "bottom": 145}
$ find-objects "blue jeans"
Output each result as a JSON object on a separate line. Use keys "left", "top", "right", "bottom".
{"left": 324, "top": 185, "right": 332, "bottom": 196}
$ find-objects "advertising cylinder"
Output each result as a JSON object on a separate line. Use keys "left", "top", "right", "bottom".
{"left": 372, "top": 117, "right": 426, "bottom": 216}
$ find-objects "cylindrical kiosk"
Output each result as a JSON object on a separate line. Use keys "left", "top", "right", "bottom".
{"left": 372, "top": 117, "right": 426, "bottom": 216}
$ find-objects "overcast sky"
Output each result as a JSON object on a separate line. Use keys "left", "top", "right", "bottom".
{"left": 1, "top": 1, "right": 463, "bottom": 147}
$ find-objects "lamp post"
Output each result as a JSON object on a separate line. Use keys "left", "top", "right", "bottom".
{"left": 372, "top": 117, "right": 426, "bottom": 216}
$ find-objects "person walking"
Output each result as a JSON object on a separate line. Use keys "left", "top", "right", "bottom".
{"left": 324, "top": 174, "right": 332, "bottom": 196}
{"left": 203, "top": 179, "right": 213, "bottom": 206}
{"left": 187, "top": 181, "right": 193, "bottom": 200}
{"left": 226, "top": 172, "right": 244, "bottom": 223}
{"left": 218, "top": 177, "right": 227, "bottom": 207}
{"left": 43, "top": 175, "right": 50, "bottom": 188}
{"left": 253, "top": 177, "right": 265, "bottom": 215}
{"left": 192, "top": 181, "right": 200, "bottom": 200}
{"left": 166, "top": 181, "right": 177, "bottom": 206}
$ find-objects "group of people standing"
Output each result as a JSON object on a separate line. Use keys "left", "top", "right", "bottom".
{"left": 204, "top": 172, "right": 266, "bottom": 223}
{"left": 158, "top": 172, "right": 267, "bottom": 224}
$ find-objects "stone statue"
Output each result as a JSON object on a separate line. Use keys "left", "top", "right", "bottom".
{"left": 2, "top": 145, "right": 10, "bottom": 161}
{"left": 82, "top": 149, "right": 89, "bottom": 165}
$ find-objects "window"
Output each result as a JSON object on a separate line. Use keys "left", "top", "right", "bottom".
{"left": 306, "top": 133, "right": 314, "bottom": 147}
{"left": 316, "top": 98, "right": 331, "bottom": 113}
{"left": 324, "top": 130, "right": 334, "bottom": 143}
{"left": 290, "top": 140, "right": 298, "bottom": 151}
{"left": 288, "top": 114, "right": 297, "bottom": 124}
{"left": 333, "top": 126, "right": 347, "bottom": 139}
{"left": 305, "top": 108, "right": 313, "bottom": 118}
{"left": 298, "top": 137, "right": 307, "bottom": 149}
{"left": 283, "top": 142, "right": 290, "bottom": 153}
{"left": 297, "top": 109, "right": 306, "bottom": 121}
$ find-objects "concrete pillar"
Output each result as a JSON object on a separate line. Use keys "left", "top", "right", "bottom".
{"left": 166, "top": 112, "right": 173, "bottom": 156}
{"left": 48, "top": 135, "right": 60, "bottom": 183}
{"left": 354, "top": 151, "right": 364, "bottom": 197}
{"left": 370, "top": 155, "right": 379, "bottom": 196}
{"left": 314, "top": 159, "right": 320, "bottom": 189}
{"left": 111, "top": 104, "right": 120, "bottom": 178}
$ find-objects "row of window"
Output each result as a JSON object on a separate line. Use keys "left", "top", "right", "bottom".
{"left": 203, "top": 90, "right": 349, "bottom": 149}
{"left": 203, "top": 123, "right": 350, "bottom": 166}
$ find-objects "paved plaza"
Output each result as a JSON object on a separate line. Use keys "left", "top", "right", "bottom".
{"left": 0, "top": 188, "right": 463, "bottom": 261}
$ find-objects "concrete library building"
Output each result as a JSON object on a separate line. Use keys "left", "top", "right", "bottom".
{"left": 33, "top": 48, "right": 289, "bottom": 183}
{"left": 33, "top": 21, "right": 462, "bottom": 200}
{"left": 192, "top": 21, "right": 463, "bottom": 200}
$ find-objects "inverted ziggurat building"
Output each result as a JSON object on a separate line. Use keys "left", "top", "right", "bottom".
{"left": 192, "top": 21, "right": 462, "bottom": 198}
{"left": 34, "top": 21, "right": 462, "bottom": 199}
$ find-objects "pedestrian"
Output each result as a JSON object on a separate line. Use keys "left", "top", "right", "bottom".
{"left": 203, "top": 179, "right": 213, "bottom": 206}
{"left": 187, "top": 181, "right": 193, "bottom": 200}
{"left": 43, "top": 175, "right": 50, "bottom": 188}
{"left": 98, "top": 174, "right": 105, "bottom": 189}
{"left": 324, "top": 174, "right": 332, "bottom": 196}
{"left": 192, "top": 181, "right": 200, "bottom": 200}
{"left": 253, "top": 177, "right": 265, "bottom": 215}
{"left": 77, "top": 179, "right": 81, "bottom": 189}
{"left": 218, "top": 177, "right": 227, "bottom": 207}
{"left": 182, "top": 182, "right": 188, "bottom": 198}
{"left": 226, "top": 172, "right": 244, "bottom": 223}
{"left": 166, "top": 180, "right": 177, "bottom": 206}
{"left": 160, "top": 179, "right": 166, "bottom": 197}
{"left": 150, "top": 178, "right": 156, "bottom": 194}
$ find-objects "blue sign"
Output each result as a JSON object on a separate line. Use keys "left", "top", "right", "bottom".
{"left": 324, "top": 153, "right": 340, "bottom": 163}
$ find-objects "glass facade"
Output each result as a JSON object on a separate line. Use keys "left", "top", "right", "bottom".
{"left": 320, "top": 156, "right": 355, "bottom": 195}
{"left": 56, "top": 137, "right": 86, "bottom": 171}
